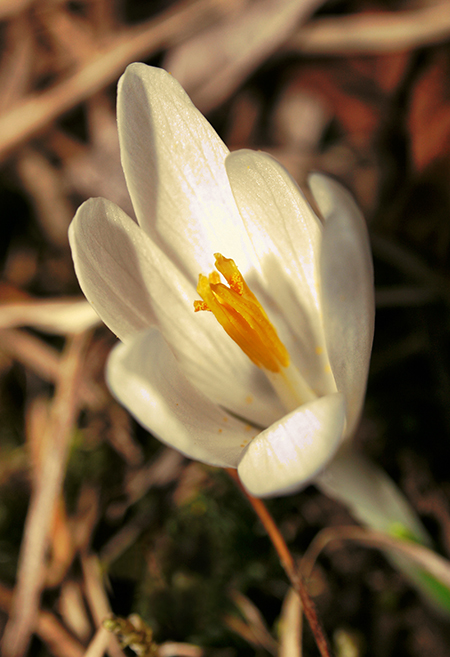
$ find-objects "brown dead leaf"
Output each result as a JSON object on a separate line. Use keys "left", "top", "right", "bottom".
{"left": 408, "top": 50, "right": 450, "bottom": 172}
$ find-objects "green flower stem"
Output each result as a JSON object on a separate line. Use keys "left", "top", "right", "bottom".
{"left": 316, "top": 448, "right": 450, "bottom": 614}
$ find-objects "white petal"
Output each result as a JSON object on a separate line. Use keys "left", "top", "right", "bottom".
{"left": 308, "top": 174, "right": 375, "bottom": 435}
{"left": 237, "top": 393, "right": 346, "bottom": 497}
{"left": 225, "top": 150, "right": 334, "bottom": 396}
{"left": 107, "top": 328, "right": 257, "bottom": 468}
{"left": 69, "top": 197, "right": 157, "bottom": 342}
{"left": 117, "top": 63, "right": 256, "bottom": 279}
{"left": 69, "top": 196, "right": 284, "bottom": 426}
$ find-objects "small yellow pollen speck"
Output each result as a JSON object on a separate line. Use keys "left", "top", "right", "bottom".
{"left": 244, "top": 425, "right": 252, "bottom": 432}
{"left": 245, "top": 395, "right": 253, "bottom": 404}
{"left": 325, "top": 364, "right": 332, "bottom": 374}
{"left": 218, "top": 428, "right": 222, "bottom": 434}
{"left": 223, "top": 416, "right": 228, "bottom": 422}
{"left": 193, "top": 254, "right": 289, "bottom": 373}
{"left": 193, "top": 300, "right": 209, "bottom": 313}
{"left": 315, "top": 346, "right": 323, "bottom": 355}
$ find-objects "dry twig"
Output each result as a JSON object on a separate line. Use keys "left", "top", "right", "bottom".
{"left": 0, "top": 0, "right": 241, "bottom": 162}
{"left": 227, "top": 470, "right": 333, "bottom": 657}
{"left": 300, "top": 525, "right": 450, "bottom": 589}
{"left": 289, "top": 1, "right": 450, "bottom": 54}
{"left": 0, "top": 581, "right": 85, "bottom": 657}
{"left": 1, "top": 332, "right": 91, "bottom": 657}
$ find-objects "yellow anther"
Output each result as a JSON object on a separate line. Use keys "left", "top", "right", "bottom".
{"left": 208, "top": 271, "right": 221, "bottom": 285}
{"left": 214, "top": 253, "right": 252, "bottom": 298}
{"left": 194, "top": 254, "right": 289, "bottom": 373}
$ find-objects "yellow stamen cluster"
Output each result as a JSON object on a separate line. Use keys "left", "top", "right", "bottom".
{"left": 194, "top": 254, "right": 289, "bottom": 373}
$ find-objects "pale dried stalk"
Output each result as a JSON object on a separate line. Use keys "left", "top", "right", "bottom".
{"left": 166, "top": 0, "right": 326, "bottom": 112}
{"left": 0, "top": 327, "right": 60, "bottom": 382}
{"left": 0, "top": 0, "right": 240, "bottom": 162}
{"left": 81, "top": 555, "right": 123, "bottom": 657}
{"left": 290, "top": 1, "right": 450, "bottom": 54}
{"left": 1, "top": 332, "right": 91, "bottom": 657}
{"left": 0, "top": 328, "right": 103, "bottom": 408}
{"left": 58, "top": 581, "right": 92, "bottom": 643}
{"left": 83, "top": 626, "right": 117, "bottom": 657}
{"left": 0, "top": 0, "right": 34, "bottom": 19}
{"left": 15, "top": 147, "right": 75, "bottom": 248}
{"left": 300, "top": 525, "right": 450, "bottom": 588}
{"left": 278, "top": 588, "right": 303, "bottom": 657}
{"left": 0, "top": 299, "right": 100, "bottom": 334}
{"left": 87, "top": 0, "right": 116, "bottom": 35}
{"left": 40, "top": 2, "right": 98, "bottom": 66}
{"left": 225, "top": 590, "right": 278, "bottom": 654}
{"left": 0, "top": 13, "right": 34, "bottom": 112}
{"left": 158, "top": 642, "right": 204, "bottom": 657}
{"left": 0, "top": 581, "right": 85, "bottom": 657}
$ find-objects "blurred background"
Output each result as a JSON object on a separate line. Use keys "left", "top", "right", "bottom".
{"left": 1, "top": 0, "right": 450, "bottom": 655}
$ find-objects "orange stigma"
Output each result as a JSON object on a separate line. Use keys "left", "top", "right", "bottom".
{"left": 194, "top": 254, "right": 289, "bottom": 373}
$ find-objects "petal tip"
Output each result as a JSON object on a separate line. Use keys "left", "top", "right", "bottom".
{"left": 237, "top": 393, "right": 346, "bottom": 498}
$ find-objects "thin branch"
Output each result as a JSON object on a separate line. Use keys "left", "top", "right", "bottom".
{"left": 0, "top": 327, "right": 104, "bottom": 409}
{"left": 158, "top": 642, "right": 204, "bottom": 657}
{"left": 278, "top": 588, "right": 303, "bottom": 657}
{"left": 289, "top": 1, "right": 450, "bottom": 54}
{"left": 227, "top": 469, "right": 332, "bottom": 657}
{"left": 0, "top": 0, "right": 34, "bottom": 20}
{"left": 1, "top": 332, "right": 91, "bottom": 657}
{"left": 165, "top": 0, "right": 325, "bottom": 112}
{"left": 300, "top": 525, "right": 450, "bottom": 588}
{"left": 0, "top": 0, "right": 239, "bottom": 162}
{"left": 83, "top": 626, "right": 117, "bottom": 657}
{"left": 81, "top": 554, "right": 124, "bottom": 657}
{"left": 0, "top": 582, "right": 85, "bottom": 657}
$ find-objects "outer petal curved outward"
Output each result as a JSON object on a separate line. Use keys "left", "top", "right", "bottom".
{"left": 69, "top": 197, "right": 157, "bottom": 342}
{"left": 69, "top": 196, "right": 284, "bottom": 426}
{"left": 107, "top": 328, "right": 258, "bottom": 468}
{"left": 117, "top": 63, "right": 257, "bottom": 281}
{"left": 225, "top": 149, "right": 335, "bottom": 396}
{"left": 237, "top": 393, "right": 346, "bottom": 497}
{"left": 309, "top": 174, "right": 375, "bottom": 437}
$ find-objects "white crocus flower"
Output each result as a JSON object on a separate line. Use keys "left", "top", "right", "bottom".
{"left": 69, "top": 63, "right": 374, "bottom": 498}
{"left": 69, "top": 64, "right": 450, "bottom": 614}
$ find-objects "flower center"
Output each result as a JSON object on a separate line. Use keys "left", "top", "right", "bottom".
{"left": 194, "top": 253, "right": 289, "bottom": 373}
{"left": 194, "top": 254, "right": 318, "bottom": 411}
